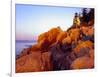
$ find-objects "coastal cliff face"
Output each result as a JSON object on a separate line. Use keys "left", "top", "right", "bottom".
{"left": 16, "top": 9, "right": 94, "bottom": 73}
{"left": 16, "top": 22, "right": 94, "bottom": 72}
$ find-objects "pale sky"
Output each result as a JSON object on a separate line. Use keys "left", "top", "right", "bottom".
{"left": 16, "top": 4, "right": 83, "bottom": 40}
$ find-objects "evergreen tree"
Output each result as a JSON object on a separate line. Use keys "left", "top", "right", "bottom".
{"left": 82, "top": 8, "right": 88, "bottom": 23}
{"left": 88, "top": 8, "right": 94, "bottom": 21}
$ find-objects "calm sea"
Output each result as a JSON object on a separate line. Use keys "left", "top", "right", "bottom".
{"left": 16, "top": 40, "right": 37, "bottom": 56}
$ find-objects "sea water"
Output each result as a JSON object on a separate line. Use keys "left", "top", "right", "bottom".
{"left": 16, "top": 40, "right": 37, "bottom": 56}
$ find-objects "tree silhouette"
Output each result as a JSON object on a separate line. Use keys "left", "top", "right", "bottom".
{"left": 88, "top": 8, "right": 94, "bottom": 21}
{"left": 82, "top": 8, "right": 89, "bottom": 23}
{"left": 82, "top": 8, "right": 94, "bottom": 24}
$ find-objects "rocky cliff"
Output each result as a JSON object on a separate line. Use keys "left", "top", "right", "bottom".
{"left": 16, "top": 9, "right": 94, "bottom": 73}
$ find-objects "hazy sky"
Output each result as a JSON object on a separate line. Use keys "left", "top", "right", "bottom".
{"left": 16, "top": 4, "right": 83, "bottom": 40}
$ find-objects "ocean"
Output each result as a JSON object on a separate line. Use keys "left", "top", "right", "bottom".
{"left": 16, "top": 40, "right": 37, "bottom": 56}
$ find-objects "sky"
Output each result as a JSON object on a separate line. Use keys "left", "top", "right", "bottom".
{"left": 16, "top": 4, "right": 83, "bottom": 40}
